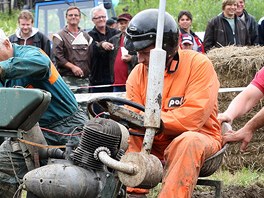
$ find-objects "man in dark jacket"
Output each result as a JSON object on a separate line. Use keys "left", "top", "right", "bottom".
{"left": 204, "top": 0, "right": 250, "bottom": 52}
{"left": 88, "top": 6, "right": 120, "bottom": 93}
{"left": 236, "top": 0, "right": 259, "bottom": 45}
{"left": 9, "top": 10, "right": 52, "bottom": 58}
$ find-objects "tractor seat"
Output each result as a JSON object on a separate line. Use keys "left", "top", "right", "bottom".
{"left": 0, "top": 88, "right": 51, "bottom": 131}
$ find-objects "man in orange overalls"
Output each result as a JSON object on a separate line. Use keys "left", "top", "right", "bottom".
{"left": 124, "top": 9, "right": 222, "bottom": 198}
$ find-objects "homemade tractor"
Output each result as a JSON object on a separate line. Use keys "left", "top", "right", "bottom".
{"left": 0, "top": 2, "right": 231, "bottom": 198}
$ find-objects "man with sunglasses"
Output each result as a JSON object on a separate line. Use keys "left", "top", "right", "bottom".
{"left": 53, "top": 6, "right": 93, "bottom": 96}
{"left": 88, "top": 6, "right": 120, "bottom": 93}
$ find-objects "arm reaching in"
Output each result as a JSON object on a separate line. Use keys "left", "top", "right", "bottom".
{"left": 222, "top": 106, "right": 264, "bottom": 152}
{"left": 218, "top": 84, "right": 264, "bottom": 124}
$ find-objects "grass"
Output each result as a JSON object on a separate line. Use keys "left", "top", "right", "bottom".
{"left": 148, "top": 168, "right": 264, "bottom": 197}
{"left": 209, "top": 168, "right": 264, "bottom": 187}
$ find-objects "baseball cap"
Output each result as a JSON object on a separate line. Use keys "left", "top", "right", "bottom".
{"left": 117, "top": 13, "right": 133, "bottom": 22}
{"left": 181, "top": 34, "right": 194, "bottom": 45}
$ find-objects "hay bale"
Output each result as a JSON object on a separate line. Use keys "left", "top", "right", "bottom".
{"left": 207, "top": 46, "right": 264, "bottom": 171}
{"left": 207, "top": 46, "right": 264, "bottom": 87}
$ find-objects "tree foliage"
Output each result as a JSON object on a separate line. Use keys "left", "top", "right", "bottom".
{"left": 115, "top": 0, "right": 264, "bottom": 32}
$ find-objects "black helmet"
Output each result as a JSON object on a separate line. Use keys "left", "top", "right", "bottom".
{"left": 125, "top": 9, "right": 179, "bottom": 57}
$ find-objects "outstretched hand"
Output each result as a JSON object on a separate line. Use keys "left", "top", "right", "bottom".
{"left": 222, "top": 126, "right": 254, "bottom": 152}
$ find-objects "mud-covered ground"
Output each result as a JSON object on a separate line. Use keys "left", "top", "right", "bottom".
{"left": 192, "top": 182, "right": 264, "bottom": 198}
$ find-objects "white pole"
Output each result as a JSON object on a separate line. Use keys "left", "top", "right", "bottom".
{"left": 141, "top": 0, "right": 167, "bottom": 154}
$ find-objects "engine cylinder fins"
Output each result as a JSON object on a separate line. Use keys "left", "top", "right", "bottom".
{"left": 73, "top": 118, "right": 122, "bottom": 170}
{"left": 80, "top": 128, "right": 121, "bottom": 151}
{"left": 84, "top": 117, "right": 122, "bottom": 137}
{"left": 115, "top": 149, "right": 125, "bottom": 161}
{"left": 74, "top": 147, "right": 104, "bottom": 170}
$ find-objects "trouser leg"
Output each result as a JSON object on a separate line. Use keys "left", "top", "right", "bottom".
{"left": 159, "top": 132, "right": 221, "bottom": 198}
{"left": 0, "top": 140, "right": 28, "bottom": 198}
{"left": 42, "top": 109, "right": 88, "bottom": 146}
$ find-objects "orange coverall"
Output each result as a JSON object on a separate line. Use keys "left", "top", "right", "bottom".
{"left": 126, "top": 49, "right": 222, "bottom": 198}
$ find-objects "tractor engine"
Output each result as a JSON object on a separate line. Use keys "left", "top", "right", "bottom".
{"left": 73, "top": 118, "right": 123, "bottom": 170}
{"left": 23, "top": 118, "right": 129, "bottom": 198}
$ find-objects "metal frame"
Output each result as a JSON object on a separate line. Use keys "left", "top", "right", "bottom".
{"left": 197, "top": 179, "right": 222, "bottom": 198}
